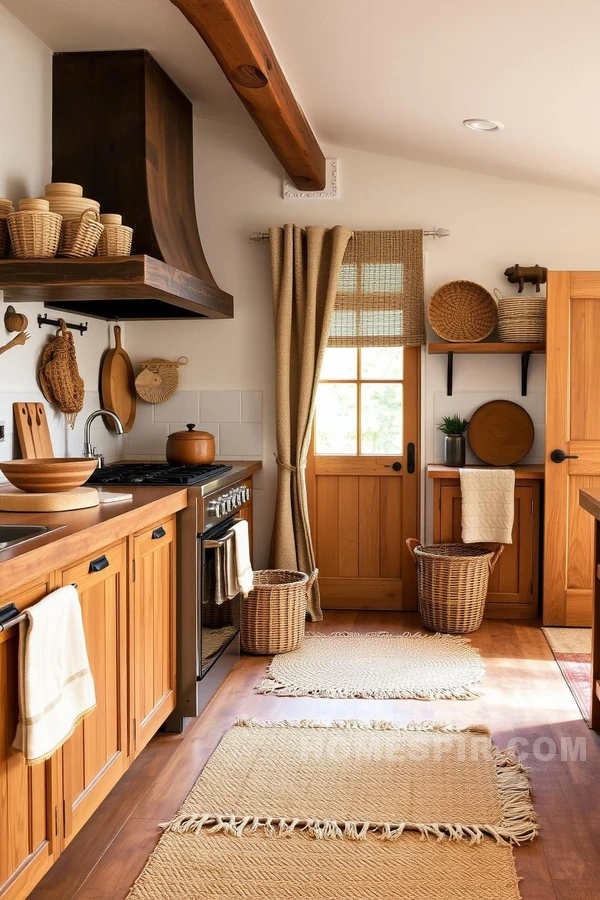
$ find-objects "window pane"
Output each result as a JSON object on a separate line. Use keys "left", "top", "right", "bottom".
{"left": 320, "top": 347, "right": 357, "bottom": 380}
{"left": 315, "top": 383, "right": 357, "bottom": 454}
{"left": 360, "top": 383, "right": 403, "bottom": 454}
{"left": 362, "top": 262, "right": 404, "bottom": 293}
{"left": 361, "top": 347, "right": 404, "bottom": 379}
{"left": 337, "top": 263, "right": 357, "bottom": 293}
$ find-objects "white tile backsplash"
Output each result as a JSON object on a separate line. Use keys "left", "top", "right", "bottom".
{"left": 153, "top": 391, "right": 200, "bottom": 424}
{"left": 125, "top": 391, "right": 263, "bottom": 460}
{"left": 220, "top": 423, "right": 262, "bottom": 456}
{"left": 200, "top": 391, "right": 242, "bottom": 423}
{"left": 433, "top": 389, "right": 545, "bottom": 464}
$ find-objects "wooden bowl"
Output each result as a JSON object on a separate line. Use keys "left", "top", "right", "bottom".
{"left": 0, "top": 458, "right": 98, "bottom": 493}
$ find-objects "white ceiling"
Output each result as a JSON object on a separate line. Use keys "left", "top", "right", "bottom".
{"left": 5, "top": 0, "right": 600, "bottom": 193}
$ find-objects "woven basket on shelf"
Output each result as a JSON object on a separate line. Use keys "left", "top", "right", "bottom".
{"left": 241, "top": 569, "right": 318, "bottom": 655}
{"left": 0, "top": 199, "right": 15, "bottom": 259}
{"left": 58, "top": 208, "right": 104, "bottom": 258}
{"left": 406, "top": 540, "right": 503, "bottom": 634}
{"left": 494, "top": 289, "right": 546, "bottom": 342}
{"left": 96, "top": 214, "right": 133, "bottom": 256}
{"left": 428, "top": 280, "right": 497, "bottom": 342}
{"left": 7, "top": 199, "right": 62, "bottom": 259}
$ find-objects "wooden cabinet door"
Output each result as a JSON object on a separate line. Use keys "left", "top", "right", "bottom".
{"left": 59, "top": 540, "right": 128, "bottom": 847}
{"left": 236, "top": 478, "right": 254, "bottom": 563}
{"left": 0, "top": 576, "right": 61, "bottom": 900}
{"left": 437, "top": 482, "right": 538, "bottom": 618}
{"left": 132, "top": 517, "right": 176, "bottom": 756}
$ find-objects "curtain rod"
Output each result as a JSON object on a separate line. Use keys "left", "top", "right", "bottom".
{"left": 249, "top": 228, "right": 450, "bottom": 242}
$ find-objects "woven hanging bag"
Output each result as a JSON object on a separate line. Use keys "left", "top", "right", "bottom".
{"left": 39, "top": 321, "right": 85, "bottom": 428}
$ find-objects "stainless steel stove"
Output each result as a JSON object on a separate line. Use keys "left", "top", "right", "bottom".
{"left": 88, "top": 462, "right": 251, "bottom": 731}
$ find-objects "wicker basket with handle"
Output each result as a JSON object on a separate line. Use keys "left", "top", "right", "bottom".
{"left": 58, "top": 208, "right": 104, "bottom": 258}
{"left": 241, "top": 568, "right": 318, "bottom": 655}
{"left": 406, "top": 540, "right": 503, "bottom": 634}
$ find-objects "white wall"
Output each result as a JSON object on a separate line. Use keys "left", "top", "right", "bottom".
{"left": 0, "top": 5, "right": 124, "bottom": 468}
{"left": 125, "top": 117, "right": 600, "bottom": 561}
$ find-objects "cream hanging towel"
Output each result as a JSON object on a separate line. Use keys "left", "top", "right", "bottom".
{"left": 13, "top": 585, "right": 96, "bottom": 765}
{"left": 224, "top": 519, "right": 254, "bottom": 599}
{"left": 459, "top": 468, "right": 515, "bottom": 544}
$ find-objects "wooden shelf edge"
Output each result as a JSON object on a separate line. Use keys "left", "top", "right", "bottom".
{"left": 428, "top": 342, "right": 546, "bottom": 354}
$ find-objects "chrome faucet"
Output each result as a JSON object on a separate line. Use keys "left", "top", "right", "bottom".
{"left": 82, "top": 409, "right": 125, "bottom": 468}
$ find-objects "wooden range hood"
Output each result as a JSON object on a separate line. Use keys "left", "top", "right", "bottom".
{"left": 0, "top": 50, "right": 233, "bottom": 320}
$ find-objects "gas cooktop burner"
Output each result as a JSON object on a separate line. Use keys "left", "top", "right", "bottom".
{"left": 87, "top": 462, "right": 233, "bottom": 486}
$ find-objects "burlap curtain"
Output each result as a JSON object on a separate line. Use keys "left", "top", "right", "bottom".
{"left": 329, "top": 229, "right": 425, "bottom": 347}
{"left": 269, "top": 224, "right": 353, "bottom": 621}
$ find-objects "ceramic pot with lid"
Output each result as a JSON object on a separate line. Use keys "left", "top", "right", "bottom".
{"left": 166, "top": 424, "right": 216, "bottom": 465}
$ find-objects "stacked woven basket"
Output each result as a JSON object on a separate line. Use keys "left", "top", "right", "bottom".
{"left": 495, "top": 290, "right": 546, "bottom": 342}
{"left": 0, "top": 183, "right": 133, "bottom": 260}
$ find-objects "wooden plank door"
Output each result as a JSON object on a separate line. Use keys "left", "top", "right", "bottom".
{"left": 59, "top": 540, "right": 129, "bottom": 846}
{"left": 545, "top": 271, "right": 600, "bottom": 625}
{"left": 0, "top": 576, "right": 61, "bottom": 900}
{"left": 131, "top": 517, "right": 176, "bottom": 757}
{"left": 308, "top": 346, "right": 420, "bottom": 610}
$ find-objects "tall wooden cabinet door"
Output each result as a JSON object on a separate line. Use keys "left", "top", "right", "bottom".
{"left": 132, "top": 517, "right": 176, "bottom": 757}
{"left": 59, "top": 540, "right": 128, "bottom": 847}
{"left": 545, "top": 271, "right": 600, "bottom": 625}
{"left": 437, "top": 483, "right": 537, "bottom": 618}
{"left": 0, "top": 577, "right": 61, "bottom": 900}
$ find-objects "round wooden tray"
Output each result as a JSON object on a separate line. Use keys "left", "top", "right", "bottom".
{"left": 0, "top": 486, "right": 99, "bottom": 512}
{"left": 468, "top": 400, "right": 534, "bottom": 466}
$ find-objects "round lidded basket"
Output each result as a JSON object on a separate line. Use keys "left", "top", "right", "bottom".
{"left": 494, "top": 289, "right": 546, "bottom": 342}
{"left": 43, "top": 183, "right": 100, "bottom": 220}
{"left": 7, "top": 198, "right": 62, "bottom": 259}
{"left": 406, "top": 540, "right": 503, "bottom": 634}
{"left": 428, "top": 280, "right": 498, "bottom": 342}
{"left": 241, "top": 569, "right": 318, "bottom": 654}
{"left": 44, "top": 182, "right": 83, "bottom": 197}
{"left": 97, "top": 214, "right": 133, "bottom": 256}
{"left": 0, "top": 198, "right": 15, "bottom": 259}
{"left": 58, "top": 208, "right": 104, "bottom": 258}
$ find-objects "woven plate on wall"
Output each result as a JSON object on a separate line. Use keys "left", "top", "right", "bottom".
{"left": 428, "top": 280, "right": 498, "bottom": 342}
{"left": 135, "top": 357, "right": 188, "bottom": 404}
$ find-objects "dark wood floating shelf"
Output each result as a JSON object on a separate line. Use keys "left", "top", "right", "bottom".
{"left": 427, "top": 342, "right": 546, "bottom": 396}
{"left": 0, "top": 256, "right": 233, "bottom": 321}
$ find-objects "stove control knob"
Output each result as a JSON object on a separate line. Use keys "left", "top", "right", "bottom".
{"left": 207, "top": 501, "right": 219, "bottom": 517}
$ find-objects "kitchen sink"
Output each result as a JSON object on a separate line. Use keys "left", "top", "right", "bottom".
{"left": 0, "top": 524, "right": 65, "bottom": 552}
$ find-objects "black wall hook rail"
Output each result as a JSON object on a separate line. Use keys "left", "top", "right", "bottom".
{"left": 37, "top": 314, "right": 88, "bottom": 335}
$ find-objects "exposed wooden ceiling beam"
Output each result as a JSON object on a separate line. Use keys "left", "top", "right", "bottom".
{"left": 170, "top": 0, "right": 326, "bottom": 191}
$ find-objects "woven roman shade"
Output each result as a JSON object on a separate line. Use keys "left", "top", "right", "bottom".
{"left": 329, "top": 229, "right": 425, "bottom": 347}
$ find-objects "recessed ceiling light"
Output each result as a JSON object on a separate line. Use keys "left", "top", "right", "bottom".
{"left": 463, "top": 118, "right": 504, "bottom": 132}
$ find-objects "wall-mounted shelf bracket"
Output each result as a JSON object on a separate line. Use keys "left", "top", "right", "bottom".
{"left": 521, "top": 351, "right": 531, "bottom": 397}
{"left": 446, "top": 351, "right": 453, "bottom": 396}
{"left": 428, "top": 342, "right": 546, "bottom": 397}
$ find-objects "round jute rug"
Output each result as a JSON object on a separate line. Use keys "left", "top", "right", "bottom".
{"left": 257, "top": 631, "right": 485, "bottom": 700}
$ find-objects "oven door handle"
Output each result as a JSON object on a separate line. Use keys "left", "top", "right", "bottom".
{"left": 203, "top": 519, "right": 242, "bottom": 549}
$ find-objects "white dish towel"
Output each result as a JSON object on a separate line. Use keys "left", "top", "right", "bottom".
{"left": 13, "top": 584, "right": 96, "bottom": 765}
{"left": 224, "top": 519, "right": 254, "bottom": 598}
{"left": 459, "top": 467, "right": 516, "bottom": 544}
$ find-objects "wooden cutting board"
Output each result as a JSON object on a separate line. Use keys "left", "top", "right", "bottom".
{"left": 468, "top": 400, "right": 535, "bottom": 466}
{"left": 100, "top": 324, "right": 136, "bottom": 432}
{"left": 0, "top": 486, "right": 99, "bottom": 511}
{"left": 13, "top": 402, "right": 54, "bottom": 459}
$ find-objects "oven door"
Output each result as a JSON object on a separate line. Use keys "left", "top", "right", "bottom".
{"left": 198, "top": 517, "right": 241, "bottom": 677}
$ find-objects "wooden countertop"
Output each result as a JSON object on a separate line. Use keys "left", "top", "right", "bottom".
{"left": 427, "top": 463, "right": 545, "bottom": 480}
{"left": 579, "top": 489, "right": 600, "bottom": 521}
{"left": 0, "top": 485, "right": 188, "bottom": 595}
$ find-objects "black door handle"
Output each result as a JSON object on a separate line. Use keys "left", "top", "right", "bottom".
{"left": 407, "top": 443, "right": 416, "bottom": 474}
{"left": 384, "top": 461, "right": 402, "bottom": 471}
{"left": 550, "top": 449, "right": 579, "bottom": 463}
{"left": 152, "top": 526, "right": 166, "bottom": 540}
{"left": 89, "top": 554, "right": 109, "bottom": 573}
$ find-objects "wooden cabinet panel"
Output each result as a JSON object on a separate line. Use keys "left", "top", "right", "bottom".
{"left": 131, "top": 517, "right": 176, "bottom": 756}
{"left": 59, "top": 540, "right": 128, "bottom": 847}
{"left": 433, "top": 480, "right": 540, "bottom": 619}
{"left": 0, "top": 576, "right": 60, "bottom": 900}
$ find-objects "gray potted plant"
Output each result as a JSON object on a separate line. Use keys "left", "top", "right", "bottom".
{"left": 438, "top": 414, "right": 469, "bottom": 467}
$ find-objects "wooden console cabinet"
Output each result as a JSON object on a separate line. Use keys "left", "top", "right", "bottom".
{"left": 429, "top": 466, "right": 543, "bottom": 620}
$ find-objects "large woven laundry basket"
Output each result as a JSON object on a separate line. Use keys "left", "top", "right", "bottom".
{"left": 406, "top": 540, "right": 503, "bottom": 634}
{"left": 241, "top": 568, "right": 318, "bottom": 655}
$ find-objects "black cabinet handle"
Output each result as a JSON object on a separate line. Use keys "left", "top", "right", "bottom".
{"left": 550, "top": 449, "right": 579, "bottom": 463}
{"left": 152, "top": 526, "right": 166, "bottom": 540}
{"left": 385, "top": 461, "right": 402, "bottom": 471}
{"left": 89, "top": 554, "right": 109, "bottom": 573}
{"left": 407, "top": 442, "right": 416, "bottom": 474}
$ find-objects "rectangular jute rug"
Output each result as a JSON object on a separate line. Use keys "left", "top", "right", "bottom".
{"left": 257, "top": 631, "right": 485, "bottom": 700}
{"left": 165, "top": 718, "right": 537, "bottom": 845}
